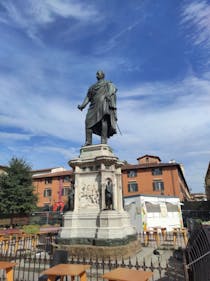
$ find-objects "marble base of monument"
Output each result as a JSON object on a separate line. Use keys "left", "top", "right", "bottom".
{"left": 57, "top": 144, "right": 138, "bottom": 256}
{"left": 55, "top": 237, "right": 141, "bottom": 259}
{"left": 58, "top": 210, "right": 136, "bottom": 246}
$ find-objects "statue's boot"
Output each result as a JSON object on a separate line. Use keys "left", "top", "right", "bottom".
{"left": 85, "top": 128, "right": 92, "bottom": 146}
{"left": 101, "top": 136, "right": 107, "bottom": 144}
{"left": 101, "top": 118, "right": 108, "bottom": 144}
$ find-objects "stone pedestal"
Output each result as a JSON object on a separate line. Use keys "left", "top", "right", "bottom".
{"left": 58, "top": 144, "right": 137, "bottom": 249}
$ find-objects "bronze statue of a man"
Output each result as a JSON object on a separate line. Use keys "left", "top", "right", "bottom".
{"left": 78, "top": 70, "right": 117, "bottom": 145}
{"left": 68, "top": 186, "right": 75, "bottom": 211}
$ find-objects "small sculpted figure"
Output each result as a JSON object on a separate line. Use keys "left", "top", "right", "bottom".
{"left": 105, "top": 180, "right": 113, "bottom": 210}
{"left": 68, "top": 186, "right": 75, "bottom": 211}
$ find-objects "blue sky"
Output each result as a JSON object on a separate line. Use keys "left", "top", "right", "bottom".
{"left": 0, "top": 0, "right": 210, "bottom": 193}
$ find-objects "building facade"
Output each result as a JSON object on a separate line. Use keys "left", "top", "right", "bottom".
{"left": 205, "top": 162, "right": 210, "bottom": 200}
{"left": 30, "top": 155, "right": 191, "bottom": 208}
{"left": 122, "top": 155, "right": 191, "bottom": 202}
{"left": 32, "top": 167, "right": 73, "bottom": 210}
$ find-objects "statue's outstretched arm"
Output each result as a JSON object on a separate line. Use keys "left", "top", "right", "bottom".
{"left": 78, "top": 96, "right": 89, "bottom": 111}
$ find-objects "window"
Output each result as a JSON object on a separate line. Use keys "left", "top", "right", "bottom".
{"left": 128, "top": 182, "right": 138, "bottom": 192}
{"left": 152, "top": 168, "right": 162, "bottom": 175}
{"left": 62, "top": 187, "right": 70, "bottom": 196}
{"left": 44, "top": 188, "right": 52, "bottom": 197}
{"left": 45, "top": 177, "right": 52, "bottom": 184}
{"left": 63, "top": 176, "right": 70, "bottom": 182}
{"left": 153, "top": 180, "right": 164, "bottom": 191}
{"left": 127, "top": 170, "right": 137, "bottom": 178}
{"left": 166, "top": 203, "right": 179, "bottom": 212}
{"left": 145, "top": 202, "right": 161, "bottom": 212}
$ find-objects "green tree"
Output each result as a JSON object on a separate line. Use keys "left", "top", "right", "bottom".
{"left": 0, "top": 157, "right": 37, "bottom": 215}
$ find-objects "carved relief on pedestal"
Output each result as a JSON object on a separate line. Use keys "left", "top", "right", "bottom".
{"left": 79, "top": 183, "right": 100, "bottom": 208}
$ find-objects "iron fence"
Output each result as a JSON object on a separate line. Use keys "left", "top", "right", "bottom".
{"left": 185, "top": 224, "right": 210, "bottom": 281}
{"left": 0, "top": 232, "right": 188, "bottom": 281}
{"left": 0, "top": 249, "right": 186, "bottom": 281}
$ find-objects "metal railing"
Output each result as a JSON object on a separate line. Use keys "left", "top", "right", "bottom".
{"left": 0, "top": 232, "right": 188, "bottom": 281}
{"left": 0, "top": 249, "right": 187, "bottom": 281}
{"left": 185, "top": 224, "right": 210, "bottom": 281}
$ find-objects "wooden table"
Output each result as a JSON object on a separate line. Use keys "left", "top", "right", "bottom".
{"left": 102, "top": 267, "right": 153, "bottom": 281}
{"left": 144, "top": 229, "right": 160, "bottom": 247}
{"left": 0, "top": 261, "right": 17, "bottom": 281}
{"left": 41, "top": 264, "right": 90, "bottom": 281}
{"left": 173, "top": 228, "right": 188, "bottom": 247}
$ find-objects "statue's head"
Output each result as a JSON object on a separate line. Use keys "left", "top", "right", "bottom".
{"left": 96, "top": 70, "right": 105, "bottom": 80}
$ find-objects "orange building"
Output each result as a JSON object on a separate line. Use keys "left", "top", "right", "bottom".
{"left": 32, "top": 155, "right": 191, "bottom": 208}
{"left": 32, "top": 167, "right": 73, "bottom": 210}
{"left": 122, "top": 155, "right": 191, "bottom": 201}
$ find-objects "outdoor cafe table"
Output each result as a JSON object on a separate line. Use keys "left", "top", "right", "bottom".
{"left": 41, "top": 264, "right": 90, "bottom": 281}
{"left": 0, "top": 261, "right": 17, "bottom": 281}
{"left": 102, "top": 267, "right": 153, "bottom": 281}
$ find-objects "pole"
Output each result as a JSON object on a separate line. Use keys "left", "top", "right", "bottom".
{"left": 117, "top": 123, "right": 122, "bottom": 135}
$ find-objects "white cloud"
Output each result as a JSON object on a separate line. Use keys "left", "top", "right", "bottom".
{"left": 44, "top": 0, "right": 97, "bottom": 21}
{"left": 181, "top": 1, "right": 210, "bottom": 49}
{"left": 121, "top": 74, "right": 210, "bottom": 101}
{"left": 35, "top": 145, "right": 79, "bottom": 160}
{"left": 2, "top": 0, "right": 98, "bottom": 23}
{"left": 0, "top": 132, "right": 32, "bottom": 141}
{"left": 0, "top": 74, "right": 84, "bottom": 143}
{"left": 0, "top": 0, "right": 99, "bottom": 40}
{"left": 0, "top": 102, "right": 83, "bottom": 144}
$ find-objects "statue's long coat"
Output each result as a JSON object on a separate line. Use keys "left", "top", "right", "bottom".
{"left": 85, "top": 79, "right": 117, "bottom": 138}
